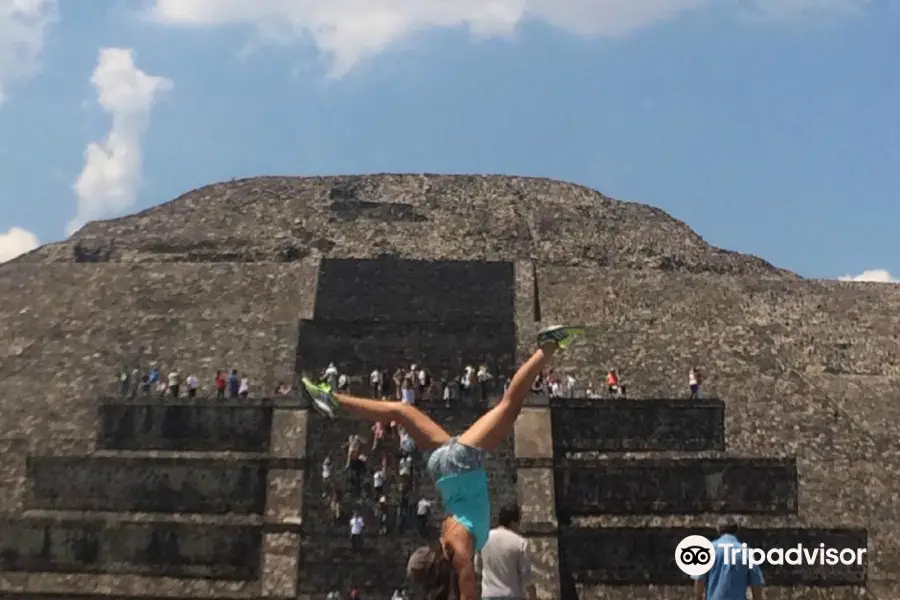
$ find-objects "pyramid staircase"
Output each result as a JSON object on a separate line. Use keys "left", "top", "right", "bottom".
{"left": 545, "top": 397, "right": 869, "bottom": 594}
{"left": 0, "top": 397, "right": 308, "bottom": 600}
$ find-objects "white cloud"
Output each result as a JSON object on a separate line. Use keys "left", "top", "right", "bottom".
{"left": 838, "top": 269, "right": 898, "bottom": 283}
{"left": 0, "top": 0, "right": 56, "bottom": 104}
{"left": 148, "top": 0, "right": 868, "bottom": 77}
{"left": 148, "top": 0, "right": 711, "bottom": 78}
{"left": 68, "top": 48, "right": 172, "bottom": 236}
{"left": 0, "top": 226, "right": 39, "bottom": 263}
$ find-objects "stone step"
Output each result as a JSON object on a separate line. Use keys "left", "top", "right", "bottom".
{"left": 88, "top": 450, "right": 305, "bottom": 465}
{"left": 295, "top": 318, "right": 516, "bottom": 378}
{"left": 0, "top": 515, "right": 264, "bottom": 581}
{"left": 296, "top": 535, "right": 412, "bottom": 593}
{"left": 17, "top": 510, "right": 301, "bottom": 530}
{"left": 26, "top": 456, "right": 288, "bottom": 514}
{"left": 0, "top": 595, "right": 284, "bottom": 600}
{"left": 554, "top": 456, "right": 798, "bottom": 516}
{"left": 559, "top": 525, "right": 868, "bottom": 586}
{"left": 0, "top": 573, "right": 254, "bottom": 599}
{"left": 549, "top": 397, "right": 726, "bottom": 453}
{"left": 96, "top": 396, "right": 307, "bottom": 453}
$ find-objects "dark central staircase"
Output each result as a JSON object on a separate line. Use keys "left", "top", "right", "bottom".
{"left": 294, "top": 257, "right": 520, "bottom": 596}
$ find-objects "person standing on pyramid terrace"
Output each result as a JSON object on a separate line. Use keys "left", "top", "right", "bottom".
{"left": 300, "top": 325, "right": 583, "bottom": 600}
{"left": 690, "top": 366, "right": 704, "bottom": 399}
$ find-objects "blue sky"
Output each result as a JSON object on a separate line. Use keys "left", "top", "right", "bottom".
{"left": 0, "top": 0, "right": 897, "bottom": 281}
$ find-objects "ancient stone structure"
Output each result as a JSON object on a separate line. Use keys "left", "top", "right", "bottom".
{"left": 0, "top": 174, "right": 897, "bottom": 599}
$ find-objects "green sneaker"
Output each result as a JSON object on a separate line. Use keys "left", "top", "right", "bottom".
{"left": 537, "top": 325, "right": 584, "bottom": 350}
{"left": 301, "top": 377, "right": 340, "bottom": 419}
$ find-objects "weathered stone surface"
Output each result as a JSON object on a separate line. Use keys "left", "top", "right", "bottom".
{"left": 264, "top": 470, "right": 303, "bottom": 525}
{"left": 550, "top": 398, "right": 725, "bottom": 453}
{"left": 556, "top": 457, "right": 798, "bottom": 516}
{"left": 0, "top": 517, "right": 261, "bottom": 580}
{"left": 560, "top": 527, "right": 867, "bottom": 586}
{"left": 525, "top": 535, "right": 562, "bottom": 600}
{"left": 22, "top": 175, "right": 787, "bottom": 275}
{"left": 27, "top": 457, "right": 268, "bottom": 514}
{"left": 98, "top": 403, "right": 272, "bottom": 452}
{"left": 260, "top": 532, "right": 300, "bottom": 598}
{"left": 268, "top": 409, "right": 307, "bottom": 459}
{"left": 514, "top": 407, "right": 554, "bottom": 459}
{"left": 518, "top": 468, "right": 557, "bottom": 527}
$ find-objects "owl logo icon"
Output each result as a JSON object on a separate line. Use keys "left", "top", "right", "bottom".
{"left": 675, "top": 535, "right": 716, "bottom": 577}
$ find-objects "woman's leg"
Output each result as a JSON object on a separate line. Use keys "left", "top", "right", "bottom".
{"left": 303, "top": 379, "right": 451, "bottom": 452}
{"left": 458, "top": 325, "right": 582, "bottom": 452}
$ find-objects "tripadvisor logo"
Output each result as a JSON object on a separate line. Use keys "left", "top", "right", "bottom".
{"left": 675, "top": 535, "right": 717, "bottom": 577}
{"left": 675, "top": 535, "right": 867, "bottom": 577}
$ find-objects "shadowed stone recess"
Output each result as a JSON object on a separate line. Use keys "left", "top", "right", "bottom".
{"left": 98, "top": 404, "right": 272, "bottom": 452}
{"left": 27, "top": 457, "right": 267, "bottom": 514}
{"left": 560, "top": 527, "right": 867, "bottom": 586}
{"left": 0, "top": 518, "right": 261, "bottom": 580}
{"left": 550, "top": 398, "right": 725, "bottom": 453}
{"left": 555, "top": 458, "right": 798, "bottom": 516}
{"left": 313, "top": 257, "right": 515, "bottom": 322}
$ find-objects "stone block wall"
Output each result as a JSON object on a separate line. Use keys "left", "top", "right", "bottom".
{"left": 313, "top": 257, "right": 516, "bottom": 323}
{"left": 0, "top": 396, "right": 309, "bottom": 600}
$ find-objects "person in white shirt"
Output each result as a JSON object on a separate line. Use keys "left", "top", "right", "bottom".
{"left": 475, "top": 504, "right": 537, "bottom": 600}
{"left": 349, "top": 512, "right": 364, "bottom": 551}
{"left": 238, "top": 377, "right": 249, "bottom": 398}
{"left": 168, "top": 371, "right": 180, "bottom": 397}
{"left": 690, "top": 366, "right": 703, "bottom": 399}
{"left": 416, "top": 497, "right": 431, "bottom": 534}
{"left": 370, "top": 368, "right": 382, "bottom": 398}
{"left": 325, "top": 362, "right": 338, "bottom": 390}
{"left": 373, "top": 467, "right": 385, "bottom": 498}
{"left": 321, "top": 457, "right": 332, "bottom": 496}
{"left": 186, "top": 373, "right": 199, "bottom": 398}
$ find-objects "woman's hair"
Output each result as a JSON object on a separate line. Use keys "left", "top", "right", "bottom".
{"left": 406, "top": 543, "right": 455, "bottom": 600}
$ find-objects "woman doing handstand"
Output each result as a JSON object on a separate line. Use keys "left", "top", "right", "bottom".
{"left": 300, "top": 325, "right": 583, "bottom": 600}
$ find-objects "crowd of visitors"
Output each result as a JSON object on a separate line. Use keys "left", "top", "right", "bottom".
{"left": 536, "top": 366, "right": 705, "bottom": 399}
{"left": 115, "top": 364, "right": 294, "bottom": 399}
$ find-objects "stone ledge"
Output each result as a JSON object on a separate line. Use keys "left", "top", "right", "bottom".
{"left": 0, "top": 595, "right": 295, "bottom": 600}
{"left": 0, "top": 573, "right": 256, "bottom": 598}
{"left": 12, "top": 512, "right": 302, "bottom": 533}
{"left": 566, "top": 584, "right": 871, "bottom": 600}
{"left": 0, "top": 519, "right": 263, "bottom": 581}
{"left": 85, "top": 451, "right": 307, "bottom": 469}
{"left": 28, "top": 454, "right": 307, "bottom": 469}
{"left": 560, "top": 526, "right": 868, "bottom": 586}
{"left": 98, "top": 396, "right": 308, "bottom": 409}
{"left": 555, "top": 456, "right": 798, "bottom": 516}
{"left": 521, "top": 522, "right": 559, "bottom": 535}
{"left": 550, "top": 397, "right": 724, "bottom": 408}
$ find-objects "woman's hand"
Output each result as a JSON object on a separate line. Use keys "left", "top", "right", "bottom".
{"left": 447, "top": 529, "right": 478, "bottom": 600}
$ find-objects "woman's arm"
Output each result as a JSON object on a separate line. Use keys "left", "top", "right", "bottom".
{"left": 448, "top": 533, "right": 478, "bottom": 600}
